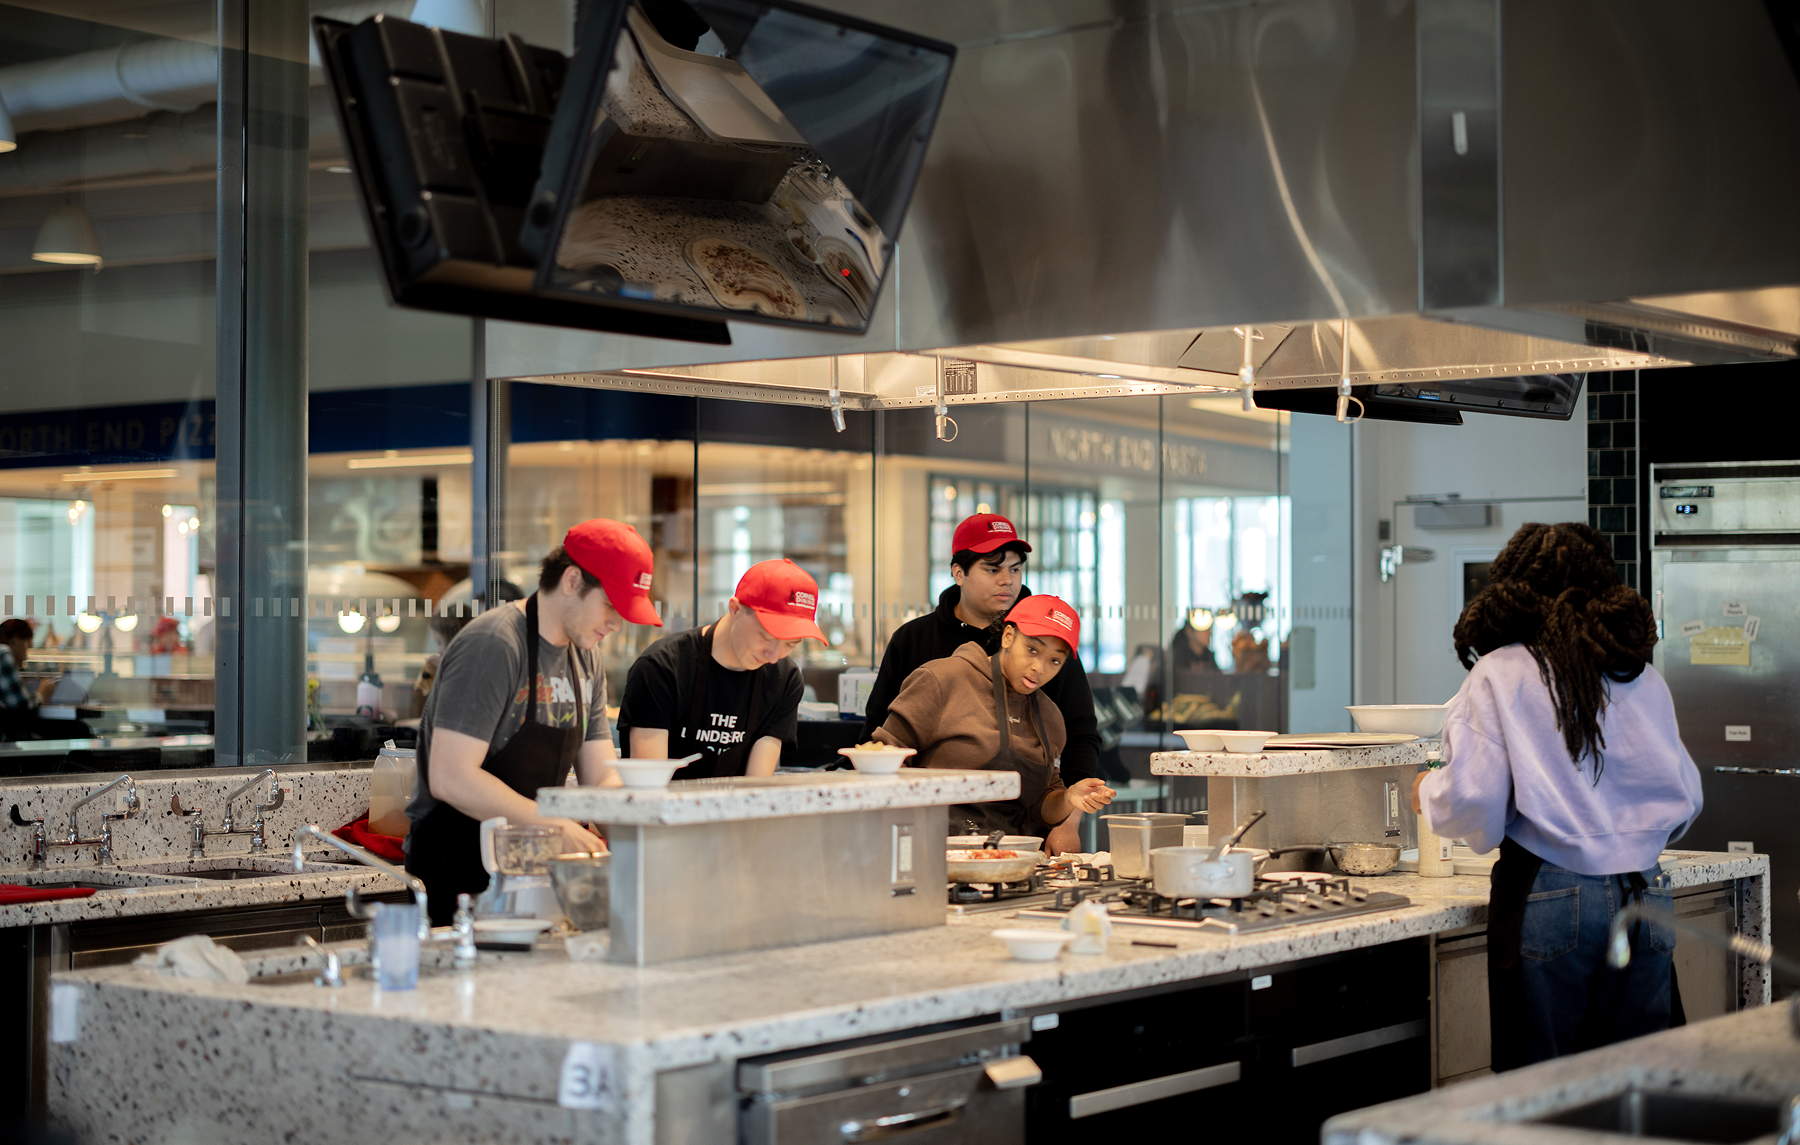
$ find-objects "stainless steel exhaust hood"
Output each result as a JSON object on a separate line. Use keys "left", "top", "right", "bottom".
{"left": 497, "top": 0, "right": 1800, "bottom": 405}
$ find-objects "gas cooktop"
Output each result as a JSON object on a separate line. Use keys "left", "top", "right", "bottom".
{"left": 1009, "top": 873, "right": 1413, "bottom": 934}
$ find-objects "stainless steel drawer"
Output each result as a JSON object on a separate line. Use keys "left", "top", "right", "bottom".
{"left": 742, "top": 1063, "right": 1024, "bottom": 1145}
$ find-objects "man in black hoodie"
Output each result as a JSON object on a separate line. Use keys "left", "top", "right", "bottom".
{"left": 862, "top": 512, "right": 1102, "bottom": 854}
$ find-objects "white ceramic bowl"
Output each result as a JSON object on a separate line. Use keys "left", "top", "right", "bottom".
{"left": 837, "top": 746, "right": 916, "bottom": 774}
{"left": 1174, "top": 729, "right": 1225, "bottom": 751}
{"left": 1346, "top": 704, "right": 1448, "bottom": 737}
{"left": 993, "top": 928, "right": 1075, "bottom": 962}
{"left": 1215, "top": 730, "right": 1275, "bottom": 753}
{"left": 471, "top": 917, "right": 557, "bottom": 945}
{"left": 609, "top": 759, "right": 682, "bottom": 788}
{"left": 946, "top": 835, "right": 1045, "bottom": 852}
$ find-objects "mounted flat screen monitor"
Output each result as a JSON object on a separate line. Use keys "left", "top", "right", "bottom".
{"left": 1256, "top": 373, "right": 1585, "bottom": 424}
{"left": 523, "top": 0, "right": 956, "bottom": 335}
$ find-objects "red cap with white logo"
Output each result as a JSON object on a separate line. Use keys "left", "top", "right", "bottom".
{"left": 951, "top": 513, "right": 1032, "bottom": 556}
{"left": 562, "top": 518, "right": 662, "bottom": 627}
{"left": 1005, "top": 594, "right": 1080, "bottom": 653}
{"left": 734, "top": 559, "right": 829, "bottom": 643}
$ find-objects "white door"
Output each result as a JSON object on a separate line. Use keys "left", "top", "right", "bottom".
{"left": 1389, "top": 496, "right": 1586, "bottom": 705}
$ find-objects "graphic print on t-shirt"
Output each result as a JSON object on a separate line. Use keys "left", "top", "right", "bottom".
{"left": 512, "top": 671, "right": 585, "bottom": 728}
{"left": 694, "top": 711, "right": 747, "bottom": 748}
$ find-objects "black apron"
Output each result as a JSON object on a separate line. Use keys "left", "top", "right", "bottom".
{"left": 1487, "top": 837, "right": 1679, "bottom": 1071}
{"left": 950, "top": 655, "right": 1053, "bottom": 838}
{"left": 670, "top": 625, "right": 766, "bottom": 780}
{"left": 406, "top": 596, "right": 584, "bottom": 925}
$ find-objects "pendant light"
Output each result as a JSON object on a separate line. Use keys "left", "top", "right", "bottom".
{"left": 0, "top": 92, "right": 15, "bottom": 153}
{"left": 32, "top": 202, "right": 103, "bottom": 267}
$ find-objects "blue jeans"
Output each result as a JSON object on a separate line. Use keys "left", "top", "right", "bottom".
{"left": 1504, "top": 862, "right": 1676, "bottom": 1067}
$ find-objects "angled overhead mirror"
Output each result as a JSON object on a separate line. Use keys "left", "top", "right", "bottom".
{"left": 314, "top": 2, "right": 953, "bottom": 343}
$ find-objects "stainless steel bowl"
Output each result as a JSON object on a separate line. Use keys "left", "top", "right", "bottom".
{"left": 1326, "top": 841, "right": 1402, "bottom": 876}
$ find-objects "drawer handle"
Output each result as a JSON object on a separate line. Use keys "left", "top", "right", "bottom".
{"left": 1069, "top": 1061, "right": 1241, "bottom": 1118}
{"left": 838, "top": 1101, "right": 963, "bottom": 1141}
{"left": 1292, "top": 1019, "right": 1427, "bottom": 1067}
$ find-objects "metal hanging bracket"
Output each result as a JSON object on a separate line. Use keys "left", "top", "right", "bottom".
{"left": 1235, "top": 326, "right": 1264, "bottom": 411}
{"left": 932, "top": 356, "right": 959, "bottom": 442}
{"left": 827, "top": 358, "right": 846, "bottom": 433}
{"left": 1335, "top": 318, "right": 1364, "bottom": 424}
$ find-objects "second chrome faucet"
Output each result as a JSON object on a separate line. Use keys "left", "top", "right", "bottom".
{"left": 170, "top": 768, "right": 286, "bottom": 858}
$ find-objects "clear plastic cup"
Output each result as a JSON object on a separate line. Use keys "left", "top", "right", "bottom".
{"left": 372, "top": 902, "right": 421, "bottom": 991}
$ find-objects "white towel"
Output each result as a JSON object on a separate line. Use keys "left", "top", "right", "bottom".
{"left": 133, "top": 934, "right": 250, "bottom": 985}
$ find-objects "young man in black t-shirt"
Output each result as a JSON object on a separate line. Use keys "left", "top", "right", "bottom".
{"left": 617, "top": 559, "right": 827, "bottom": 780}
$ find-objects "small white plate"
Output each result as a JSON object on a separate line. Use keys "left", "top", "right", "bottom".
{"left": 1173, "top": 729, "right": 1225, "bottom": 751}
{"left": 472, "top": 917, "right": 556, "bottom": 945}
{"left": 1264, "top": 732, "right": 1421, "bottom": 749}
{"left": 1214, "top": 731, "right": 1276, "bottom": 753}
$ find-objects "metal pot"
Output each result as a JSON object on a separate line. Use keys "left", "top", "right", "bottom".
{"left": 1102, "top": 813, "right": 1191, "bottom": 878}
{"left": 1326, "top": 841, "right": 1402, "bottom": 876}
{"left": 1150, "top": 847, "right": 1255, "bottom": 899}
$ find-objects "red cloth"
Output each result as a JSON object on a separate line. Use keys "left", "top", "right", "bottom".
{"left": 334, "top": 816, "right": 406, "bottom": 863}
{"left": 0, "top": 884, "right": 99, "bottom": 905}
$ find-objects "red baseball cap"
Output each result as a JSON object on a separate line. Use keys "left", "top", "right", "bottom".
{"left": 952, "top": 512, "right": 1032, "bottom": 556}
{"left": 562, "top": 519, "right": 662, "bottom": 627}
{"left": 735, "top": 559, "right": 828, "bottom": 643}
{"left": 1006, "top": 594, "right": 1080, "bottom": 653}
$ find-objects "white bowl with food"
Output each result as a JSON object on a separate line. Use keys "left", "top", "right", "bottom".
{"left": 993, "top": 927, "right": 1075, "bottom": 962}
{"left": 1173, "top": 729, "right": 1226, "bottom": 751}
{"left": 1214, "top": 730, "right": 1276, "bottom": 753}
{"left": 946, "top": 849, "right": 1045, "bottom": 885}
{"left": 837, "top": 742, "right": 916, "bottom": 774}
{"left": 609, "top": 759, "right": 684, "bottom": 788}
{"left": 1346, "top": 704, "right": 1449, "bottom": 737}
{"left": 947, "top": 834, "right": 1044, "bottom": 852}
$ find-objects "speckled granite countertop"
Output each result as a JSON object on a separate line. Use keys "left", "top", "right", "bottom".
{"left": 1325, "top": 1001, "right": 1800, "bottom": 1145}
{"left": 0, "top": 851, "right": 409, "bottom": 927}
{"left": 46, "top": 853, "right": 1768, "bottom": 1145}
{"left": 1152, "top": 739, "right": 1437, "bottom": 775}
{"left": 539, "top": 769, "right": 1020, "bottom": 826}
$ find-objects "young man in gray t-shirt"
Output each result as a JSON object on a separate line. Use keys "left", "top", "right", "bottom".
{"left": 406, "top": 519, "right": 663, "bottom": 865}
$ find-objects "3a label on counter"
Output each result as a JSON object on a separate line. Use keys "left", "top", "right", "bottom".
{"left": 558, "top": 1042, "right": 617, "bottom": 1111}
{"left": 50, "top": 983, "right": 79, "bottom": 1043}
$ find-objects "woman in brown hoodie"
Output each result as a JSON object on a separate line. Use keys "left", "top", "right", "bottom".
{"left": 874, "top": 595, "right": 1116, "bottom": 838}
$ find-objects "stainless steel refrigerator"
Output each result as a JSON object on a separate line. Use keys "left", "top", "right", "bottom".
{"left": 1651, "top": 461, "right": 1800, "bottom": 993}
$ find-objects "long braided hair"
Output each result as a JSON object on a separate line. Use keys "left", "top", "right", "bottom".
{"left": 1453, "top": 522, "right": 1657, "bottom": 773}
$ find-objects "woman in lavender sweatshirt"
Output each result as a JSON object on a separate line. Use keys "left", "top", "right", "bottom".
{"left": 1415, "top": 522, "right": 1703, "bottom": 1070}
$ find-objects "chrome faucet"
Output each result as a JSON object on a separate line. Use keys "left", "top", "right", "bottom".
{"left": 7, "top": 776, "right": 142, "bottom": 867}
{"left": 291, "top": 824, "right": 477, "bottom": 971}
{"left": 171, "top": 768, "right": 286, "bottom": 857}
{"left": 1608, "top": 903, "right": 1800, "bottom": 1039}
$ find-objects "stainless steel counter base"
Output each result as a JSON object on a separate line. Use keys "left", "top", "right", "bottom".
{"left": 605, "top": 806, "right": 949, "bottom": 965}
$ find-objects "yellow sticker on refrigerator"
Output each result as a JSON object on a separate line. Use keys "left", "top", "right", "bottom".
{"left": 1691, "top": 626, "right": 1751, "bottom": 667}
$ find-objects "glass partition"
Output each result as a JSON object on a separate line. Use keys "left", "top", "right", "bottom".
{"left": 0, "top": 3, "right": 221, "bottom": 768}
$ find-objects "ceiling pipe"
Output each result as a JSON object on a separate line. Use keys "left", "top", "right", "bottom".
{"left": 0, "top": 86, "right": 344, "bottom": 195}
{"left": 0, "top": 1, "right": 478, "bottom": 136}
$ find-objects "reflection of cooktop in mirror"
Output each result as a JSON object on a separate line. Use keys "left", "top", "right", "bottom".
{"left": 529, "top": 0, "right": 955, "bottom": 334}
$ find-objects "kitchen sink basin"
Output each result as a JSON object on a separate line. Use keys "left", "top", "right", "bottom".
{"left": 138, "top": 866, "right": 305, "bottom": 880}
{"left": 1530, "top": 1088, "right": 1788, "bottom": 1141}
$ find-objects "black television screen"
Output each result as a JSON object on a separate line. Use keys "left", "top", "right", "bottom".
{"left": 1254, "top": 373, "right": 1585, "bottom": 424}
{"left": 1371, "top": 373, "right": 1586, "bottom": 420}
{"left": 524, "top": 0, "right": 955, "bottom": 335}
